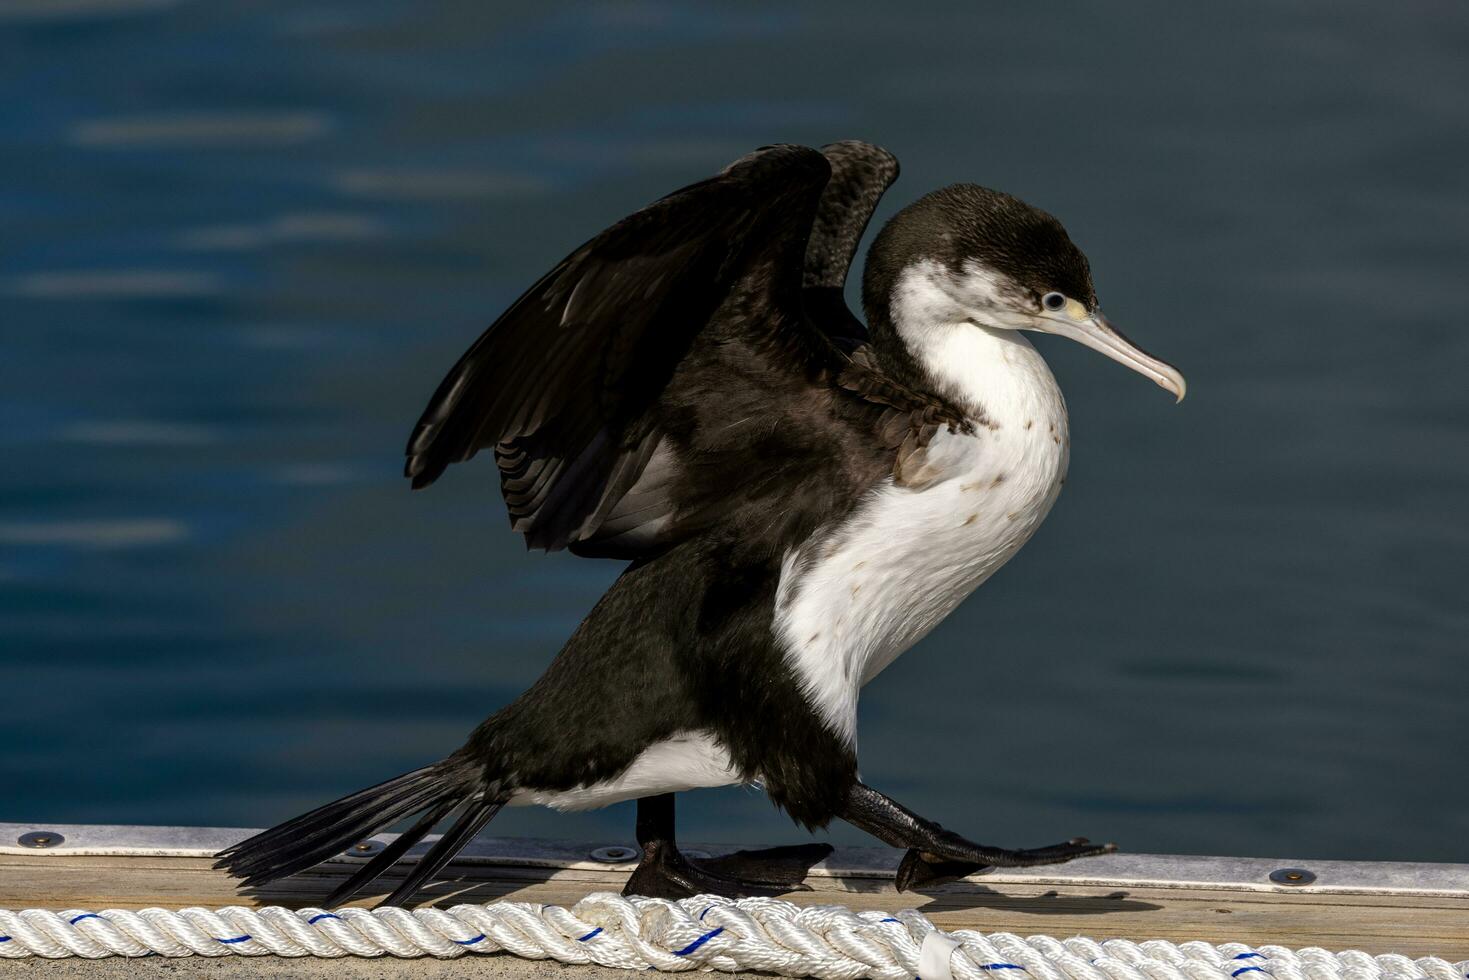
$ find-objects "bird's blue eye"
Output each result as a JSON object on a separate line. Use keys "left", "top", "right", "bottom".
{"left": 1042, "top": 292, "right": 1066, "bottom": 311}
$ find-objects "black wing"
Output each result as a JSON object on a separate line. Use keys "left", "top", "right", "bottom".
{"left": 404, "top": 144, "right": 833, "bottom": 553}
{"left": 802, "top": 141, "right": 900, "bottom": 343}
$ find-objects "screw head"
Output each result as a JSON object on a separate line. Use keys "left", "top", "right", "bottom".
{"left": 345, "top": 839, "right": 385, "bottom": 858}
{"left": 589, "top": 845, "right": 638, "bottom": 863}
{"left": 18, "top": 831, "right": 65, "bottom": 849}
{"left": 1269, "top": 867, "right": 1316, "bottom": 886}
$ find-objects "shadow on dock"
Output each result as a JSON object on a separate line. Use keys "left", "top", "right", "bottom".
{"left": 239, "top": 847, "right": 1159, "bottom": 919}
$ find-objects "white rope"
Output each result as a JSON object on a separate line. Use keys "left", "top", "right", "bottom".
{"left": 1, "top": 893, "right": 1464, "bottom": 980}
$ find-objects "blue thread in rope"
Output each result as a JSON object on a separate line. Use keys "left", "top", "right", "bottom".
{"left": 672, "top": 927, "right": 723, "bottom": 957}
{"left": 578, "top": 927, "right": 603, "bottom": 942}
{"left": 700, "top": 906, "right": 714, "bottom": 921}
{"left": 308, "top": 913, "right": 340, "bottom": 925}
{"left": 1232, "top": 968, "right": 1265, "bottom": 977}
{"left": 0, "top": 936, "right": 10, "bottom": 943}
{"left": 881, "top": 917, "right": 900, "bottom": 923}
{"left": 1234, "top": 953, "right": 1265, "bottom": 960}
{"left": 217, "top": 935, "right": 251, "bottom": 944}
{"left": 979, "top": 965, "right": 1024, "bottom": 971}
{"left": 454, "top": 934, "right": 486, "bottom": 946}
{"left": 70, "top": 913, "right": 103, "bottom": 925}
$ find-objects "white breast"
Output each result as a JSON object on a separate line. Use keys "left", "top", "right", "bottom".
{"left": 774, "top": 316, "right": 1069, "bottom": 747}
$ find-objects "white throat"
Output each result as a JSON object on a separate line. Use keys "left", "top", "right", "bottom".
{"left": 889, "top": 260, "right": 1063, "bottom": 425}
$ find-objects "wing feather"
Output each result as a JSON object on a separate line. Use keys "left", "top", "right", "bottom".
{"left": 803, "top": 140, "right": 900, "bottom": 290}
{"left": 802, "top": 141, "right": 901, "bottom": 345}
{"left": 405, "top": 145, "right": 833, "bottom": 554}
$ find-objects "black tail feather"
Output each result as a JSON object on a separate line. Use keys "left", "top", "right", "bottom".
{"left": 381, "top": 798, "right": 504, "bottom": 907}
{"left": 321, "top": 798, "right": 459, "bottom": 908}
{"left": 217, "top": 766, "right": 437, "bottom": 875}
{"left": 227, "top": 782, "right": 443, "bottom": 886}
{"left": 214, "top": 759, "right": 492, "bottom": 902}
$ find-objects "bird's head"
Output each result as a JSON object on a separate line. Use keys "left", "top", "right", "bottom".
{"left": 862, "top": 183, "right": 1185, "bottom": 402}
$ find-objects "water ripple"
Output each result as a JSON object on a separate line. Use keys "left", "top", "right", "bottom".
{"left": 332, "top": 169, "right": 550, "bottom": 200}
{"left": 270, "top": 463, "right": 361, "bottom": 487}
{"left": 0, "top": 0, "right": 179, "bottom": 20}
{"left": 178, "top": 212, "right": 385, "bottom": 252}
{"left": 60, "top": 421, "right": 216, "bottom": 447}
{"left": 70, "top": 111, "right": 331, "bottom": 148}
{"left": 8, "top": 271, "right": 218, "bottom": 298}
{"left": 0, "top": 520, "right": 190, "bottom": 549}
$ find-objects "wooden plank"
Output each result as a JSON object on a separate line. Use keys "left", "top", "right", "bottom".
{"left": 3, "top": 852, "right": 1467, "bottom": 959}
{"left": 6, "top": 825, "right": 1465, "bottom": 898}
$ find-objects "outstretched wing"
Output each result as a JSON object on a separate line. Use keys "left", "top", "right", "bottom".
{"left": 404, "top": 144, "right": 833, "bottom": 554}
{"left": 802, "top": 141, "right": 900, "bottom": 342}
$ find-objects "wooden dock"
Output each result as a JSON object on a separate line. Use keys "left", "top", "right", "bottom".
{"left": 3, "top": 823, "right": 1467, "bottom": 967}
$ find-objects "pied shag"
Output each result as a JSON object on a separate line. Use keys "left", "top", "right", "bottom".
{"left": 217, "top": 141, "right": 1185, "bottom": 905}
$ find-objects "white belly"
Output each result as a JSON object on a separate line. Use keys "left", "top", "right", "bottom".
{"left": 508, "top": 731, "right": 741, "bottom": 811}
{"left": 773, "top": 333, "right": 1069, "bottom": 747}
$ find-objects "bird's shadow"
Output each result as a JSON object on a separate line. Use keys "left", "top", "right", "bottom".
{"left": 916, "top": 886, "right": 1158, "bottom": 916}
{"left": 240, "top": 843, "right": 839, "bottom": 908}
{"left": 830, "top": 872, "right": 1160, "bottom": 916}
{"left": 696, "top": 845, "right": 1161, "bottom": 917}
{"left": 239, "top": 846, "right": 1158, "bottom": 917}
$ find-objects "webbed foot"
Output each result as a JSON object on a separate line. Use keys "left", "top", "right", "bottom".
{"left": 624, "top": 840, "right": 825, "bottom": 898}
{"left": 625, "top": 793, "right": 830, "bottom": 899}
{"left": 895, "top": 837, "right": 1116, "bottom": 891}
{"left": 841, "top": 781, "right": 1117, "bottom": 892}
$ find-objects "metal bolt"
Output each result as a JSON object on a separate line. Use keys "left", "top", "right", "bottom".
{"left": 345, "top": 839, "right": 385, "bottom": 858}
{"left": 1269, "top": 867, "right": 1316, "bottom": 886}
{"left": 18, "top": 831, "right": 65, "bottom": 849}
{"left": 589, "top": 845, "right": 638, "bottom": 863}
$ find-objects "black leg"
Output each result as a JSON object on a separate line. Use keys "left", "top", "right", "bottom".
{"left": 636, "top": 791, "right": 677, "bottom": 852}
{"left": 622, "top": 794, "right": 817, "bottom": 899}
{"left": 841, "top": 782, "right": 1116, "bottom": 891}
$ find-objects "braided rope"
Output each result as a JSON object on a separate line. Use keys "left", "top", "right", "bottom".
{"left": 2, "top": 893, "right": 1464, "bottom": 980}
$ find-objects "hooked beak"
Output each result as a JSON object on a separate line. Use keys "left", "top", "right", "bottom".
{"left": 1032, "top": 309, "right": 1186, "bottom": 402}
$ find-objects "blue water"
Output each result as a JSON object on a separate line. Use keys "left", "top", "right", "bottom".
{"left": 2, "top": 1, "right": 1466, "bottom": 864}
